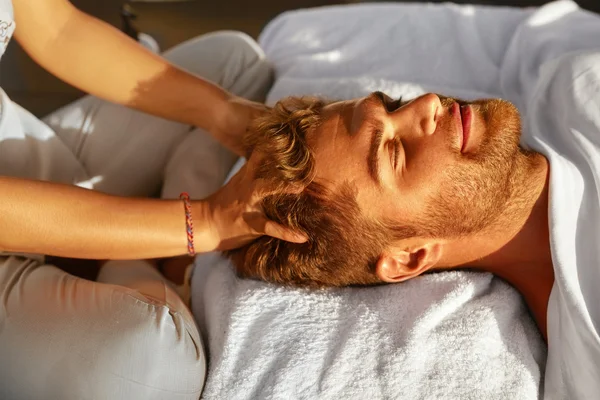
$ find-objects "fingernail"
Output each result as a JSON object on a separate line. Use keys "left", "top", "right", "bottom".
{"left": 295, "top": 233, "right": 309, "bottom": 243}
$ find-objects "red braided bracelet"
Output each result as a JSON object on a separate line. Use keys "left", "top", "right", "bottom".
{"left": 179, "top": 192, "right": 195, "bottom": 256}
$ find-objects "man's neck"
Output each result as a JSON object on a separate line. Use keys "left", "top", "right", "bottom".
{"left": 445, "top": 152, "right": 553, "bottom": 338}
{"left": 477, "top": 153, "right": 552, "bottom": 271}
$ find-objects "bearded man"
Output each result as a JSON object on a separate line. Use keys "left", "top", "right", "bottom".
{"left": 228, "top": 52, "right": 600, "bottom": 400}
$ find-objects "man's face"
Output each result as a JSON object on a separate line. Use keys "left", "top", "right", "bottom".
{"left": 307, "top": 92, "right": 523, "bottom": 239}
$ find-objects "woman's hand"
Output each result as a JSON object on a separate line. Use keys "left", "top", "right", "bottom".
{"left": 196, "top": 162, "right": 306, "bottom": 252}
{"left": 211, "top": 96, "right": 269, "bottom": 157}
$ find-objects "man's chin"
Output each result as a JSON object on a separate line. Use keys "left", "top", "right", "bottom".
{"left": 473, "top": 98, "right": 521, "bottom": 128}
{"left": 472, "top": 98, "right": 522, "bottom": 152}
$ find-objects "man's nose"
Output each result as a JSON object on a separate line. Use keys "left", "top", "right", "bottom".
{"left": 391, "top": 93, "right": 441, "bottom": 137}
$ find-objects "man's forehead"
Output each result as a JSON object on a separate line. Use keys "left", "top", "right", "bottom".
{"left": 303, "top": 97, "right": 400, "bottom": 221}
{"left": 317, "top": 98, "right": 365, "bottom": 138}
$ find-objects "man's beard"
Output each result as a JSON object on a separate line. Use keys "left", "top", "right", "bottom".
{"left": 419, "top": 98, "right": 528, "bottom": 238}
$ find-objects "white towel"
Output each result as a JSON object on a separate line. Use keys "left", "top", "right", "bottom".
{"left": 193, "top": 254, "right": 545, "bottom": 400}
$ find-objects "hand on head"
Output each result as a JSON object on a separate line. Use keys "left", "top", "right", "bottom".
{"left": 203, "top": 158, "right": 308, "bottom": 252}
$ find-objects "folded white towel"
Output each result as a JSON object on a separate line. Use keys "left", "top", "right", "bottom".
{"left": 193, "top": 254, "right": 545, "bottom": 399}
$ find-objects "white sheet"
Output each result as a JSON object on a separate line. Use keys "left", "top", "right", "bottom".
{"left": 191, "top": 1, "right": 600, "bottom": 398}
{"left": 513, "top": 7, "right": 600, "bottom": 398}
{"left": 260, "top": 1, "right": 531, "bottom": 104}
{"left": 524, "top": 50, "right": 600, "bottom": 400}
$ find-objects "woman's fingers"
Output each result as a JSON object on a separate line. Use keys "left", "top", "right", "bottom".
{"left": 243, "top": 212, "right": 308, "bottom": 243}
{"left": 263, "top": 220, "right": 308, "bottom": 243}
{"left": 246, "top": 176, "right": 307, "bottom": 243}
{"left": 208, "top": 159, "right": 308, "bottom": 251}
{"left": 250, "top": 179, "right": 305, "bottom": 207}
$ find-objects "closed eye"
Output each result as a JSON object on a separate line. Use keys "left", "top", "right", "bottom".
{"left": 388, "top": 138, "right": 401, "bottom": 170}
{"left": 393, "top": 139, "right": 401, "bottom": 170}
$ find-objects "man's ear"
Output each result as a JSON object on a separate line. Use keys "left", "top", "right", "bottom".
{"left": 375, "top": 242, "right": 443, "bottom": 283}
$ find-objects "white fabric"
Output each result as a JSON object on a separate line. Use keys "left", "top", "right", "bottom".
{"left": 260, "top": 1, "right": 531, "bottom": 105}
{"left": 523, "top": 53, "right": 600, "bottom": 400}
{"left": 191, "top": 1, "right": 600, "bottom": 399}
{"left": 0, "top": 0, "right": 14, "bottom": 60}
{"left": 497, "top": 2, "right": 600, "bottom": 398}
{"left": 0, "top": 0, "right": 14, "bottom": 143}
{"left": 194, "top": 255, "right": 545, "bottom": 399}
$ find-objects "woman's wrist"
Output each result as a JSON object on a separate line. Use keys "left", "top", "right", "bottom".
{"left": 202, "top": 89, "right": 234, "bottom": 134}
{"left": 190, "top": 199, "right": 220, "bottom": 254}
{"left": 207, "top": 93, "right": 261, "bottom": 157}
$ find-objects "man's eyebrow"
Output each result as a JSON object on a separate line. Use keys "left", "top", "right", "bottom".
{"left": 367, "top": 119, "right": 385, "bottom": 185}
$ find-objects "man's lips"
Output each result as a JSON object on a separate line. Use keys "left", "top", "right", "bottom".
{"left": 451, "top": 102, "right": 472, "bottom": 153}
{"left": 460, "top": 105, "right": 472, "bottom": 153}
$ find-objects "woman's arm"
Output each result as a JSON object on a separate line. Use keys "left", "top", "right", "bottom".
{"left": 0, "top": 174, "right": 305, "bottom": 259}
{"left": 0, "top": 176, "right": 193, "bottom": 259}
{"left": 12, "top": 0, "right": 254, "bottom": 154}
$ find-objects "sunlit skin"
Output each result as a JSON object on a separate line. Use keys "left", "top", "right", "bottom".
{"left": 305, "top": 92, "right": 554, "bottom": 340}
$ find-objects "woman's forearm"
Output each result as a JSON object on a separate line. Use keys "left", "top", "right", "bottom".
{"left": 0, "top": 177, "right": 210, "bottom": 259}
{"left": 13, "top": 0, "right": 229, "bottom": 132}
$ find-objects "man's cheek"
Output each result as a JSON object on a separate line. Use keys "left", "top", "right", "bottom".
{"left": 404, "top": 152, "right": 454, "bottom": 191}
